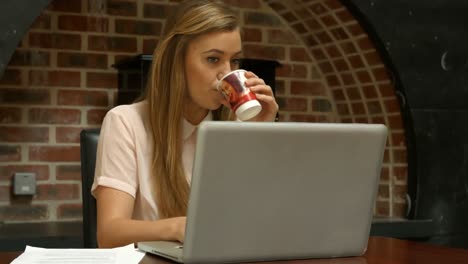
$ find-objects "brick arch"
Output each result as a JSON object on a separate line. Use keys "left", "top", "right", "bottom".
{"left": 262, "top": 0, "right": 408, "bottom": 217}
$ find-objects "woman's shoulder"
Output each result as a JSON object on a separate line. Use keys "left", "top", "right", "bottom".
{"left": 106, "top": 100, "right": 148, "bottom": 119}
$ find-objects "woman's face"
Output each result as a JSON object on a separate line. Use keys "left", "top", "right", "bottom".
{"left": 184, "top": 28, "right": 242, "bottom": 114}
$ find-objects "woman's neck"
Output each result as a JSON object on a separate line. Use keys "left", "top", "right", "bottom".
{"left": 183, "top": 103, "right": 209, "bottom": 125}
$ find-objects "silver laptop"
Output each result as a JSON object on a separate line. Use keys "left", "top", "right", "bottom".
{"left": 138, "top": 121, "right": 387, "bottom": 263}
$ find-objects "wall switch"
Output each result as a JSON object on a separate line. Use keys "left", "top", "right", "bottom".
{"left": 13, "top": 173, "right": 36, "bottom": 195}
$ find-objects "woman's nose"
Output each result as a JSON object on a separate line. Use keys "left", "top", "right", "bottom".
{"left": 217, "top": 64, "right": 232, "bottom": 80}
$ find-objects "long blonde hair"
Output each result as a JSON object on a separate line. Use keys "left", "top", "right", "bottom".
{"left": 144, "top": 0, "right": 238, "bottom": 218}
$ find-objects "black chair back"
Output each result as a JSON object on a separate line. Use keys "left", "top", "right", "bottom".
{"left": 80, "top": 128, "right": 100, "bottom": 248}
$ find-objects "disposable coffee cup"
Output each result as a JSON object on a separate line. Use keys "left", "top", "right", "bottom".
{"left": 217, "top": 69, "right": 262, "bottom": 121}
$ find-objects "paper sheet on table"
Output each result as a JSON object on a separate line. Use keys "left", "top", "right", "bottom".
{"left": 10, "top": 243, "right": 145, "bottom": 264}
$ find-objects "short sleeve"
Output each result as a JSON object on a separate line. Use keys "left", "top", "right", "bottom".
{"left": 91, "top": 108, "right": 138, "bottom": 198}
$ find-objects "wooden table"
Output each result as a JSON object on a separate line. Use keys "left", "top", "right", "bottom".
{"left": 2, "top": 237, "right": 468, "bottom": 264}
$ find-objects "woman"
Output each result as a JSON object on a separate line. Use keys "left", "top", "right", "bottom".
{"left": 92, "top": 0, "right": 278, "bottom": 248}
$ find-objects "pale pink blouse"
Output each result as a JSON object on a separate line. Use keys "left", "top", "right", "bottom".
{"left": 91, "top": 100, "right": 212, "bottom": 220}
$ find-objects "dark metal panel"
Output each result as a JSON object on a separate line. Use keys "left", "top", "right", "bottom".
{"left": 0, "top": 0, "right": 52, "bottom": 78}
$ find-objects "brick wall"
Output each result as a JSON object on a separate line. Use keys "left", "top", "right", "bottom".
{"left": 0, "top": 0, "right": 407, "bottom": 223}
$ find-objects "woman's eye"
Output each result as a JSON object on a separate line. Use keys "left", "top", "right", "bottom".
{"left": 207, "top": 57, "right": 219, "bottom": 63}
{"left": 231, "top": 59, "right": 241, "bottom": 65}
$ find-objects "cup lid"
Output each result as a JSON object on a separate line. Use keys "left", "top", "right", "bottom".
{"left": 235, "top": 99, "right": 262, "bottom": 121}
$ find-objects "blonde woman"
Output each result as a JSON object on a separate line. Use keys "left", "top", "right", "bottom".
{"left": 92, "top": 0, "right": 278, "bottom": 248}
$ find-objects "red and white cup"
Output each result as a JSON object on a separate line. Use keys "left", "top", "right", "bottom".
{"left": 217, "top": 69, "right": 262, "bottom": 121}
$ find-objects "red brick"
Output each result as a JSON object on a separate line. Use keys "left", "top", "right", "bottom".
{"left": 36, "top": 184, "right": 80, "bottom": 200}
{"left": 379, "top": 83, "right": 396, "bottom": 97}
{"left": 143, "top": 4, "right": 174, "bottom": 19}
{"left": 87, "top": 109, "right": 108, "bottom": 125}
{"left": 56, "top": 127, "right": 83, "bottom": 143}
{"left": 0, "top": 186, "right": 10, "bottom": 201}
{"left": 268, "top": 29, "right": 298, "bottom": 45}
{"left": 31, "top": 14, "right": 51, "bottom": 29}
{"left": 324, "top": 0, "right": 344, "bottom": 9}
{"left": 0, "top": 126, "right": 49, "bottom": 143}
{"left": 320, "top": 15, "right": 338, "bottom": 27}
{"left": 347, "top": 23, "right": 365, "bottom": 37}
{"left": 276, "top": 64, "right": 307, "bottom": 78}
{"left": 394, "top": 166, "right": 408, "bottom": 182}
{"left": 378, "top": 184, "right": 390, "bottom": 199}
{"left": 340, "top": 72, "right": 354, "bottom": 84}
{"left": 106, "top": 0, "right": 137, "bottom": 16}
{"left": 29, "top": 70, "right": 81, "bottom": 87}
{"left": 340, "top": 41, "right": 357, "bottom": 54}
{"left": 282, "top": 12, "right": 299, "bottom": 23}
{"left": 57, "top": 203, "right": 82, "bottom": 219}
{"left": 291, "top": 23, "right": 307, "bottom": 35}
{"left": 392, "top": 202, "right": 407, "bottom": 218}
{"left": 0, "top": 69, "right": 22, "bottom": 85}
{"left": 318, "top": 61, "right": 333, "bottom": 74}
{"left": 242, "top": 27, "right": 262, "bottom": 43}
{"left": 0, "top": 107, "right": 22, "bottom": 124}
{"left": 373, "top": 67, "right": 390, "bottom": 82}
{"left": 384, "top": 98, "right": 401, "bottom": 113}
{"left": 143, "top": 39, "right": 159, "bottom": 54}
{"left": 244, "top": 11, "right": 282, "bottom": 27}
{"left": 0, "top": 165, "right": 49, "bottom": 182}
{"left": 310, "top": 48, "right": 327, "bottom": 61}
{"left": 28, "top": 108, "right": 81, "bottom": 124}
{"left": 223, "top": 0, "right": 261, "bottom": 8}
{"left": 57, "top": 52, "right": 108, "bottom": 69}
{"left": 0, "top": 205, "right": 48, "bottom": 221}
{"left": 29, "top": 146, "right": 80, "bottom": 162}
{"left": 332, "top": 89, "right": 345, "bottom": 101}
{"left": 56, "top": 165, "right": 81, "bottom": 180}
{"left": 392, "top": 132, "right": 406, "bottom": 148}
{"left": 312, "top": 99, "right": 332, "bottom": 112}
{"left": 346, "top": 87, "right": 361, "bottom": 100}
{"left": 244, "top": 44, "right": 285, "bottom": 61}
{"left": 325, "top": 75, "right": 340, "bottom": 87}
{"left": 351, "top": 102, "right": 366, "bottom": 115}
{"left": 275, "top": 80, "right": 284, "bottom": 95}
{"left": 388, "top": 115, "right": 403, "bottom": 129}
{"left": 357, "top": 37, "right": 375, "bottom": 51}
{"left": 348, "top": 54, "right": 365, "bottom": 68}
{"left": 58, "top": 90, "right": 109, "bottom": 106}
{"left": 356, "top": 70, "right": 372, "bottom": 83}
{"left": 393, "top": 149, "right": 407, "bottom": 163}
{"left": 380, "top": 166, "right": 390, "bottom": 181}
{"left": 367, "top": 101, "right": 382, "bottom": 115}
{"left": 316, "top": 32, "right": 333, "bottom": 44}
{"left": 58, "top": 15, "right": 109, "bottom": 32}
{"left": 336, "top": 103, "right": 350, "bottom": 115}
{"left": 290, "top": 81, "right": 325, "bottom": 96}
{"left": 49, "top": 0, "right": 81, "bottom": 12}
{"left": 290, "top": 47, "right": 311, "bottom": 62}
{"left": 9, "top": 50, "right": 50, "bottom": 66}
{"left": 0, "top": 145, "right": 21, "bottom": 162}
{"left": 268, "top": 2, "right": 286, "bottom": 12}
{"left": 29, "top": 33, "right": 81, "bottom": 50}
{"left": 334, "top": 59, "right": 349, "bottom": 71}
{"left": 289, "top": 114, "right": 330, "bottom": 123}
{"left": 0, "top": 88, "right": 50, "bottom": 105}
{"left": 309, "top": 3, "right": 327, "bottom": 15}
{"left": 376, "top": 200, "right": 390, "bottom": 217}
{"left": 115, "top": 19, "right": 162, "bottom": 35}
{"left": 336, "top": 9, "right": 355, "bottom": 23}
{"left": 86, "top": 72, "right": 118, "bottom": 89}
{"left": 88, "top": 36, "right": 137, "bottom": 53}
{"left": 325, "top": 45, "right": 341, "bottom": 58}
{"left": 362, "top": 85, "right": 378, "bottom": 99}
{"left": 276, "top": 97, "right": 307, "bottom": 112}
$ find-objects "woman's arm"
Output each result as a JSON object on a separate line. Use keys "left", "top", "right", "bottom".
{"left": 95, "top": 186, "right": 186, "bottom": 248}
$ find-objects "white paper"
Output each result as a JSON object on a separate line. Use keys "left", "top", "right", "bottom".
{"left": 10, "top": 244, "right": 145, "bottom": 264}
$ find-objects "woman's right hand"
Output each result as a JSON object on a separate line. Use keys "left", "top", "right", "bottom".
{"left": 170, "top": 216, "right": 187, "bottom": 243}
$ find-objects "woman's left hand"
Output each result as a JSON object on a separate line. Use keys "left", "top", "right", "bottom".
{"left": 244, "top": 71, "right": 278, "bottom": 122}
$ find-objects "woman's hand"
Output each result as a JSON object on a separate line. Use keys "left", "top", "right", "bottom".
{"left": 244, "top": 71, "right": 278, "bottom": 122}
{"left": 170, "top": 216, "right": 187, "bottom": 243}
